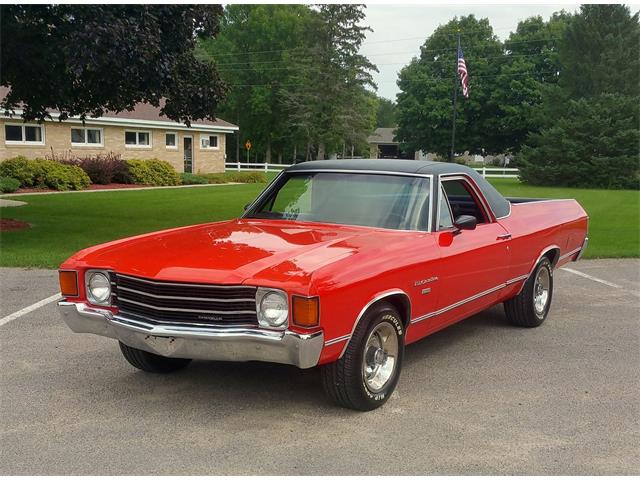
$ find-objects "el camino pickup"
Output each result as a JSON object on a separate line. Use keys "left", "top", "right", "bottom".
{"left": 58, "top": 160, "right": 588, "bottom": 410}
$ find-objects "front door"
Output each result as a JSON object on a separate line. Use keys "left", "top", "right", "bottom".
{"left": 184, "top": 137, "right": 193, "bottom": 173}
{"left": 427, "top": 176, "right": 511, "bottom": 330}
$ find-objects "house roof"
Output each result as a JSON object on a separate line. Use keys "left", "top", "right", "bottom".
{"left": 367, "top": 127, "right": 398, "bottom": 145}
{"left": 0, "top": 86, "right": 238, "bottom": 131}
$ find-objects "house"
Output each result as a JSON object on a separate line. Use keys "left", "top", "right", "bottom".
{"left": 0, "top": 87, "right": 238, "bottom": 174}
{"left": 367, "top": 127, "right": 414, "bottom": 160}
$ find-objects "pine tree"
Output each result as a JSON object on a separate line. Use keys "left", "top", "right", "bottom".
{"left": 519, "top": 5, "right": 640, "bottom": 189}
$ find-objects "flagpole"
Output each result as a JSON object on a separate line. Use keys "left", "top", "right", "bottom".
{"left": 449, "top": 32, "right": 460, "bottom": 162}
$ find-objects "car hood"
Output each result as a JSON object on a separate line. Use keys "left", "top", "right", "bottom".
{"left": 66, "top": 219, "right": 423, "bottom": 291}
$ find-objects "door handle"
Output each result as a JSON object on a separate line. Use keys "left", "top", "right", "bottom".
{"left": 497, "top": 234, "right": 512, "bottom": 240}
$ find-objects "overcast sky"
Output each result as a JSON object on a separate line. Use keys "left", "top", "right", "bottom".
{"left": 362, "top": 4, "right": 581, "bottom": 100}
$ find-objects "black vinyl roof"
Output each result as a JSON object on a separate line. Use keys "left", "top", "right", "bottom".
{"left": 286, "top": 159, "right": 511, "bottom": 219}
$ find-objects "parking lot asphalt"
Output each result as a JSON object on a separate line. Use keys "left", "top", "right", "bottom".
{"left": 1, "top": 259, "right": 638, "bottom": 475}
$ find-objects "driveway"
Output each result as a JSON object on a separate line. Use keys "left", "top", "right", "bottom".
{"left": 1, "top": 260, "right": 638, "bottom": 475}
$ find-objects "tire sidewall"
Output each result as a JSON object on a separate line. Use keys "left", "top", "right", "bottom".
{"left": 353, "top": 305, "right": 405, "bottom": 408}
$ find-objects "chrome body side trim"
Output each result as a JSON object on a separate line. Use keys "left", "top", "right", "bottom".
{"left": 411, "top": 282, "right": 505, "bottom": 325}
{"left": 58, "top": 301, "right": 323, "bottom": 369}
{"left": 324, "top": 334, "right": 352, "bottom": 347}
{"left": 560, "top": 246, "right": 582, "bottom": 261}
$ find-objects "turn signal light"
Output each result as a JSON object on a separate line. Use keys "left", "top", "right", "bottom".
{"left": 59, "top": 270, "right": 78, "bottom": 297}
{"left": 292, "top": 296, "right": 319, "bottom": 328}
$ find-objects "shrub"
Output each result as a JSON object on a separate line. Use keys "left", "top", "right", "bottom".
{"left": 224, "top": 171, "right": 268, "bottom": 183}
{"left": 30, "top": 159, "right": 91, "bottom": 191}
{"left": 0, "top": 176, "right": 21, "bottom": 193}
{"left": 79, "top": 154, "right": 131, "bottom": 185}
{"left": 0, "top": 157, "right": 90, "bottom": 191}
{"left": 180, "top": 173, "right": 208, "bottom": 185}
{"left": 126, "top": 159, "right": 180, "bottom": 186}
{"left": 0, "top": 156, "right": 36, "bottom": 187}
{"left": 50, "top": 151, "right": 131, "bottom": 185}
{"left": 202, "top": 173, "right": 228, "bottom": 184}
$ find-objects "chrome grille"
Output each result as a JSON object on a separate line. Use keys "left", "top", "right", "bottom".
{"left": 111, "top": 273, "right": 258, "bottom": 326}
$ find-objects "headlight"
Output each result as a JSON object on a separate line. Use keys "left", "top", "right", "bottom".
{"left": 86, "top": 270, "right": 111, "bottom": 305}
{"left": 256, "top": 288, "right": 288, "bottom": 329}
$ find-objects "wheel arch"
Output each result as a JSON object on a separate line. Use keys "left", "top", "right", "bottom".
{"left": 515, "top": 244, "right": 560, "bottom": 295}
{"left": 338, "top": 289, "right": 411, "bottom": 358}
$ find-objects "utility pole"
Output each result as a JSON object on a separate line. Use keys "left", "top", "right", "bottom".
{"left": 449, "top": 32, "right": 460, "bottom": 162}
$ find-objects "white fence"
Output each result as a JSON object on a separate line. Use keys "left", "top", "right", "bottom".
{"left": 225, "top": 162, "right": 519, "bottom": 179}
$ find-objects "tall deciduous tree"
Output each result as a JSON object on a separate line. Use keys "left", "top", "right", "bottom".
{"left": 1, "top": 5, "right": 227, "bottom": 125}
{"left": 395, "top": 15, "right": 503, "bottom": 158}
{"left": 198, "top": 4, "right": 314, "bottom": 162}
{"left": 491, "top": 12, "right": 570, "bottom": 150}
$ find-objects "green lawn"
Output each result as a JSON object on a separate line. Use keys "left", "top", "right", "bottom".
{"left": 0, "top": 178, "right": 637, "bottom": 268}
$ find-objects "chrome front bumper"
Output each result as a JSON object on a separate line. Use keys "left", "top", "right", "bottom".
{"left": 58, "top": 301, "right": 324, "bottom": 369}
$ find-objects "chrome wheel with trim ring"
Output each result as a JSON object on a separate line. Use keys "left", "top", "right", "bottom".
{"left": 363, "top": 322, "right": 399, "bottom": 393}
{"left": 533, "top": 265, "right": 551, "bottom": 317}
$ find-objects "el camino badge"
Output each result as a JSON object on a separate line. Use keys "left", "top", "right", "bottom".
{"left": 414, "top": 276, "right": 438, "bottom": 287}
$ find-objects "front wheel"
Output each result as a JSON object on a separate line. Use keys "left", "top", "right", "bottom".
{"left": 504, "top": 257, "right": 554, "bottom": 327}
{"left": 119, "top": 342, "right": 192, "bottom": 373}
{"left": 320, "top": 302, "right": 404, "bottom": 411}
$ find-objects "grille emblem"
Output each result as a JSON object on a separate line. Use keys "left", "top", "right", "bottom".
{"left": 197, "top": 314, "right": 224, "bottom": 321}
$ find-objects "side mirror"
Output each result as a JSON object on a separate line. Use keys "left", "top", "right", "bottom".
{"left": 243, "top": 203, "right": 250, "bottom": 211}
{"left": 453, "top": 215, "right": 477, "bottom": 232}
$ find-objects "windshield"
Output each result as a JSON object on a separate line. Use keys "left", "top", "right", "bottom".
{"left": 247, "top": 172, "right": 431, "bottom": 231}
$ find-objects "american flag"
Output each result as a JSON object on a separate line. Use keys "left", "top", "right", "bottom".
{"left": 457, "top": 46, "right": 469, "bottom": 98}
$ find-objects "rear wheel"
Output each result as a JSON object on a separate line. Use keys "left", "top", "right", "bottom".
{"left": 119, "top": 342, "right": 192, "bottom": 373}
{"left": 320, "top": 302, "right": 404, "bottom": 411}
{"left": 504, "top": 257, "right": 554, "bottom": 327}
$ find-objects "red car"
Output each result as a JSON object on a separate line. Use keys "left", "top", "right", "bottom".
{"left": 58, "top": 160, "right": 588, "bottom": 411}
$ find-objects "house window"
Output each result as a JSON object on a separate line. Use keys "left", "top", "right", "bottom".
{"left": 200, "top": 134, "right": 219, "bottom": 150}
{"left": 71, "top": 127, "right": 103, "bottom": 146}
{"left": 4, "top": 124, "right": 45, "bottom": 145}
{"left": 165, "top": 132, "right": 177, "bottom": 149}
{"left": 125, "top": 130, "right": 151, "bottom": 148}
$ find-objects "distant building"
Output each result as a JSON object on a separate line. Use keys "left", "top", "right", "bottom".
{"left": 0, "top": 87, "right": 238, "bottom": 174}
{"left": 367, "top": 127, "right": 417, "bottom": 159}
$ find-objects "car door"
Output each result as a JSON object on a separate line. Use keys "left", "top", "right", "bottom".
{"left": 423, "top": 175, "right": 511, "bottom": 332}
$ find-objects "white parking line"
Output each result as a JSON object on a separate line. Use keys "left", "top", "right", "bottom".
{"left": 0, "top": 293, "right": 60, "bottom": 327}
{"left": 562, "top": 267, "right": 622, "bottom": 289}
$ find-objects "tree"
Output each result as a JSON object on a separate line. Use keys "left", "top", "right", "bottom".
{"left": 1, "top": 5, "right": 226, "bottom": 125}
{"left": 284, "top": 4, "right": 377, "bottom": 159}
{"left": 395, "top": 15, "right": 503, "bottom": 158}
{"left": 491, "top": 12, "right": 571, "bottom": 151}
{"left": 558, "top": 4, "right": 639, "bottom": 98}
{"left": 519, "top": 94, "right": 639, "bottom": 189}
{"left": 375, "top": 97, "right": 397, "bottom": 128}
{"left": 198, "top": 4, "right": 315, "bottom": 162}
{"left": 519, "top": 5, "right": 640, "bottom": 189}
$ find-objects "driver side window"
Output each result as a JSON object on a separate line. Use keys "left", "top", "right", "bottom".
{"left": 441, "top": 178, "right": 488, "bottom": 225}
